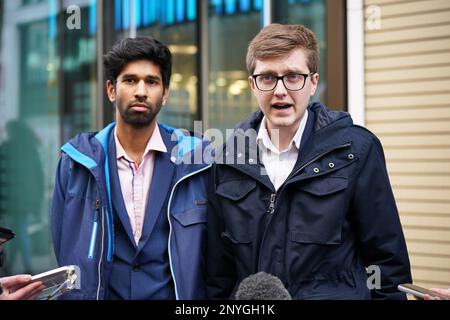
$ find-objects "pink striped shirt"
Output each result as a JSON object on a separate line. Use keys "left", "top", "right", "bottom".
{"left": 114, "top": 125, "right": 167, "bottom": 245}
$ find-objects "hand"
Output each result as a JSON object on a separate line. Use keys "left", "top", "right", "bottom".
{"left": 423, "top": 288, "right": 450, "bottom": 300}
{"left": 0, "top": 275, "right": 45, "bottom": 300}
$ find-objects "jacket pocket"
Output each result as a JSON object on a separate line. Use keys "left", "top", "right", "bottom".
{"left": 172, "top": 206, "right": 207, "bottom": 227}
{"left": 215, "top": 179, "right": 258, "bottom": 240}
{"left": 216, "top": 179, "right": 256, "bottom": 201}
{"left": 221, "top": 231, "right": 251, "bottom": 245}
{"left": 290, "top": 176, "right": 349, "bottom": 245}
{"left": 291, "top": 230, "right": 341, "bottom": 245}
{"left": 296, "top": 176, "right": 348, "bottom": 196}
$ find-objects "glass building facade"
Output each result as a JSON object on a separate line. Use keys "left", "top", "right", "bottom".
{"left": 0, "top": 0, "right": 346, "bottom": 275}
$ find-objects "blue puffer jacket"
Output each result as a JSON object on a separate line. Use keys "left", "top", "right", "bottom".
{"left": 51, "top": 122, "right": 211, "bottom": 299}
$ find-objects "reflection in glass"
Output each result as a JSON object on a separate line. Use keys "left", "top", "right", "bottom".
{"left": 208, "top": 0, "right": 262, "bottom": 132}
{"left": 0, "top": 0, "right": 60, "bottom": 275}
{"left": 273, "top": 0, "right": 327, "bottom": 104}
{"left": 62, "top": 1, "right": 98, "bottom": 141}
{"left": 0, "top": 0, "right": 97, "bottom": 276}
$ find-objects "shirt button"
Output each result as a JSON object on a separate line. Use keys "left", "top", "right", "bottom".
{"left": 313, "top": 167, "right": 320, "bottom": 173}
{"left": 132, "top": 264, "right": 141, "bottom": 272}
{"left": 348, "top": 153, "right": 354, "bottom": 160}
{"left": 328, "top": 162, "right": 335, "bottom": 168}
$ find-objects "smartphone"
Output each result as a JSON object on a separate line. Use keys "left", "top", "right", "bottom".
{"left": 30, "top": 265, "right": 81, "bottom": 300}
{"left": 30, "top": 265, "right": 80, "bottom": 288}
{"left": 398, "top": 283, "right": 437, "bottom": 299}
{"left": 0, "top": 227, "right": 15, "bottom": 245}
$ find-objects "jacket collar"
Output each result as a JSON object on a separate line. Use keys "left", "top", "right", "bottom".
{"left": 216, "top": 103, "right": 354, "bottom": 189}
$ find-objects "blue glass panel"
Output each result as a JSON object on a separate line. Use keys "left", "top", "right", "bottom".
{"left": 123, "top": 0, "right": 130, "bottom": 29}
{"left": 211, "top": 0, "right": 222, "bottom": 15}
{"left": 176, "top": 0, "right": 185, "bottom": 22}
{"left": 166, "top": 0, "right": 175, "bottom": 25}
{"left": 115, "top": 0, "right": 122, "bottom": 30}
{"left": 142, "top": 0, "right": 150, "bottom": 25}
{"left": 153, "top": 0, "right": 159, "bottom": 23}
{"left": 48, "top": 0, "right": 57, "bottom": 39}
{"left": 135, "top": 0, "right": 143, "bottom": 27}
{"left": 89, "top": 0, "right": 97, "bottom": 35}
{"left": 187, "top": 0, "right": 196, "bottom": 20}
{"left": 239, "top": 0, "right": 250, "bottom": 12}
{"left": 254, "top": 0, "right": 262, "bottom": 11}
{"left": 225, "top": 0, "right": 236, "bottom": 15}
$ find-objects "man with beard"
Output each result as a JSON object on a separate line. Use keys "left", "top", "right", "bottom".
{"left": 51, "top": 37, "right": 210, "bottom": 299}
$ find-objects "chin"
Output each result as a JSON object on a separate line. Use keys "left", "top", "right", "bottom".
{"left": 269, "top": 118, "right": 297, "bottom": 129}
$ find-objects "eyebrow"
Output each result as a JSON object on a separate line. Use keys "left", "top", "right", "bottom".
{"left": 256, "top": 69, "right": 306, "bottom": 75}
{"left": 121, "top": 74, "right": 161, "bottom": 81}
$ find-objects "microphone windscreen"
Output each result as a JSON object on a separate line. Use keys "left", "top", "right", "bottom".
{"left": 234, "top": 272, "right": 292, "bottom": 300}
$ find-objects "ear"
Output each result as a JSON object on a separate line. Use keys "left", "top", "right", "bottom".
{"left": 162, "top": 87, "right": 170, "bottom": 106}
{"left": 106, "top": 80, "right": 116, "bottom": 102}
{"left": 309, "top": 73, "right": 319, "bottom": 97}
{"left": 248, "top": 75, "right": 256, "bottom": 92}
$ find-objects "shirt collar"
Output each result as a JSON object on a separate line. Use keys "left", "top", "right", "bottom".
{"left": 114, "top": 123, "right": 167, "bottom": 161}
{"left": 257, "top": 109, "right": 308, "bottom": 153}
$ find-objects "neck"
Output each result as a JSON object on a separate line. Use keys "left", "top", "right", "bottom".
{"left": 267, "top": 125, "right": 298, "bottom": 151}
{"left": 266, "top": 121, "right": 300, "bottom": 151}
{"left": 116, "top": 119, "right": 156, "bottom": 165}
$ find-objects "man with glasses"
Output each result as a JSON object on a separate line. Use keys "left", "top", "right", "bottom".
{"left": 206, "top": 24, "right": 412, "bottom": 299}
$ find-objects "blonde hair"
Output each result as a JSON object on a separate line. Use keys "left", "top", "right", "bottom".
{"left": 246, "top": 23, "right": 320, "bottom": 74}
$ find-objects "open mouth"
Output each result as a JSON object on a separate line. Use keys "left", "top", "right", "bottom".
{"left": 272, "top": 104, "right": 293, "bottom": 110}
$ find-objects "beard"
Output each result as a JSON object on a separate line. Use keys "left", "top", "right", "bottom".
{"left": 117, "top": 96, "right": 163, "bottom": 128}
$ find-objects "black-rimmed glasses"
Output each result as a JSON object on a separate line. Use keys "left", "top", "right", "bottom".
{"left": 252, "top": 72, "right": 314, "bottom": 91}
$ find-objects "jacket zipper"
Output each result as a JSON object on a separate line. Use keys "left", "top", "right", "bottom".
{"left": 88, "top": 199, "right": 100, "bottom": 259}
{"left": 267, "top": 194, "right": 276, "bottom": 214}
{"left": 264, "top": 142, "right": 351, "bottom": 214}
{"left": 96, "top": 204, "right": 105, "bottom": 300}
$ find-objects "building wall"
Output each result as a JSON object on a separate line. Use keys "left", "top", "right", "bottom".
{"left": 364, "top": 0, "right": 450, "bottom": 289}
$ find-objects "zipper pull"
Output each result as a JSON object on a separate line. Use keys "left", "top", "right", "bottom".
{"left": 94, "top": 199, "right": 100, "bottom": 221}
{"left": 267, "top": 193, "right": 276, "bottom": 214}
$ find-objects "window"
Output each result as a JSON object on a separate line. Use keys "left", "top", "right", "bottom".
{"left": 273, "top": 0, "right": 347, "bottom": 110}
{"left": 208, "top": 0, "right": 262, "bottom": 132}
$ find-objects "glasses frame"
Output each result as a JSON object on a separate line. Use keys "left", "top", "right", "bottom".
{"left": 252, "top": 72, "right": 315, "bottom": 92}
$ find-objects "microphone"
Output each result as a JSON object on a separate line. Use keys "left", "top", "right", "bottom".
{"left": 234, "top": 272, "right": 292, "bottom": 300}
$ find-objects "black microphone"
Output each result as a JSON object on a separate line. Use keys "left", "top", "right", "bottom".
{"left": 234, "top": 272, "right": 292, "bottom": 300}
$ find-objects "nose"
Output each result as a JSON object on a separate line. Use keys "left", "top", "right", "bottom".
{"left": 134, "top": 80, "right": 147, "bottom": 99}
{"left": 273, "top": 78, "right": 287, "bottom": 96}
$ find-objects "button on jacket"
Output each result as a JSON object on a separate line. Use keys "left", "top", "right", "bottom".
{"left": 206, "top": 102, "right": 412, "bottom": 300}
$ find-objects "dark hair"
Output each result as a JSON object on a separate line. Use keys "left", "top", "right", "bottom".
{"left": 246, "top": 24, "right": 319, "bottom": 74}
{"left": 103, "top": 36, "right": 172, "bottom": 88}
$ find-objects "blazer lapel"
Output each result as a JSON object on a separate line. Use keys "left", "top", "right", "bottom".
{"left": 108, "top": 131, "right": 137, "bottom": 247}
{"left": 137, "top": 125, "right": 177, "bottom": 251}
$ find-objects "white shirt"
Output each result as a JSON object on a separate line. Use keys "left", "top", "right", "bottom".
{"left": 257, "top": 110, "right": 308, "bottom": 191}
{"left": 114, "top": 125, "right": 167, "bottom": 245}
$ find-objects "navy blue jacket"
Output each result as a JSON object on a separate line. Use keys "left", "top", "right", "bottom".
{"left": 206, "top": 103, "right": 412, "bottom": 300}
{"left": 51, "top": 122, "right": 211, "bottom": 299}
